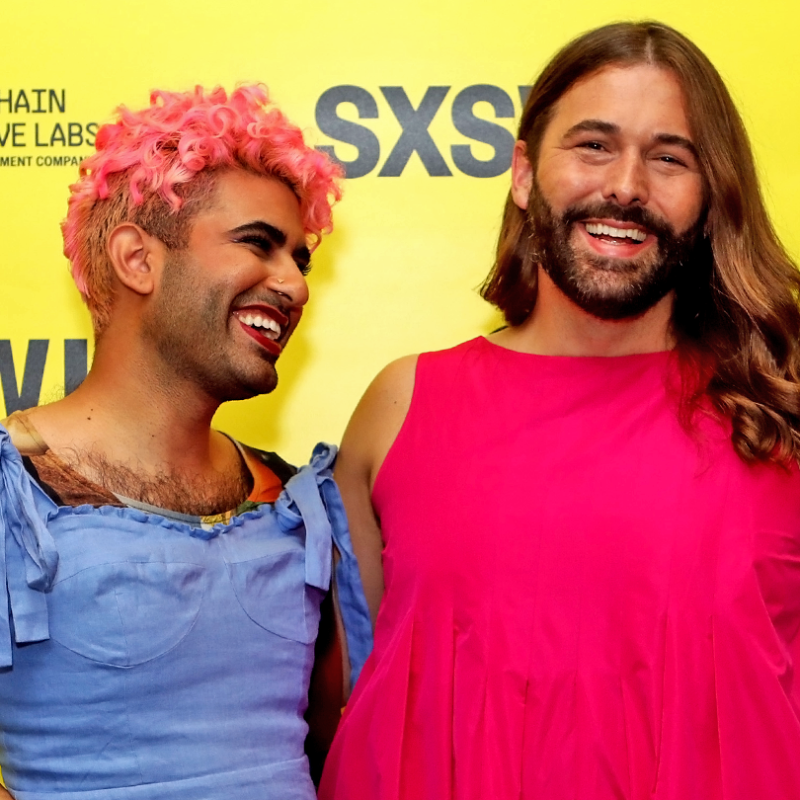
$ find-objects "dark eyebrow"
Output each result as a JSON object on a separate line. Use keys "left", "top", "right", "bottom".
{"left": 230, "top": 220, "right": 287, "bottom": 247}
{"left": 563, "top": 119, "right": 619, "bottom": 138}
{"left": 230, "top": 220, "right": 311, "bottom": 269}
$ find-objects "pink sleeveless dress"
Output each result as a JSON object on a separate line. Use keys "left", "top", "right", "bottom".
{"left": 320, "top": 337, "right": 800, "bottom": 800}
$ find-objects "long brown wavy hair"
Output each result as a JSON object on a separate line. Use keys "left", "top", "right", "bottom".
{"left": 481, "top": 21, "right": 800, "bottom": 465}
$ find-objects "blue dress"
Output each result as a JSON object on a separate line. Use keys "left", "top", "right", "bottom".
{"left": 0, "top": 428, "right": 372, "bottom": 799}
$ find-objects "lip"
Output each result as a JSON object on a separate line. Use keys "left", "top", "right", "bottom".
{"left": 576, "top": 219, "right": 656, "bottom": 259}
{"left": 232, "top": 303, "right": 290, "bottom": 357}
{"left": 233, "top": 303, "right": 289, "bottom": 328}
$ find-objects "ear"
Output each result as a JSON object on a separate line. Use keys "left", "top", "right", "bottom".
{"left": 106, "top": 223, "right": 164, "bottom": 297}
{"left": 510, "top": 140, "right": 534, "bottom": 211}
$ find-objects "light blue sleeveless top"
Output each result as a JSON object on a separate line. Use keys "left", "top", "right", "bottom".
{"left": 0, "top": 429, "right": 372, "bottom": 799}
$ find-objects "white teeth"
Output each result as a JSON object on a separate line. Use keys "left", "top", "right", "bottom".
{"left": 262, "top": 318, "right": 280, "bottom": 336}
{"left": 237, "top": 312, "right": 282, "bottom": 339}
{"left": 585, "top": 222, "right": 647, "bottom": 242}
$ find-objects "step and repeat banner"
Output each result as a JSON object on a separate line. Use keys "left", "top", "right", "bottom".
{"left": 2, "top": 0, "right": 799, "bottom": 465}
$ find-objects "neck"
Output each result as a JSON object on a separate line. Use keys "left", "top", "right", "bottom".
{"left": 25, "top": 332, "right": 229, "bottom": 477}
{"left": 492, "top": 267, "right": 675, "bottom": 357}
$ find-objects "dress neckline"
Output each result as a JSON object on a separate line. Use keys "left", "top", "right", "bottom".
{"left": 476, "top": 334, "right": 674, "bottom": 364}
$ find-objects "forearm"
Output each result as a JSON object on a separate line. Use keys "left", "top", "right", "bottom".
{"left": 305, "top": 590, "right": 344, "bottom": 785}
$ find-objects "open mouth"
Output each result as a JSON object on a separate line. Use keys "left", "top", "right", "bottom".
{"left": 584, "top": 222, "right": 648, "bottom": 244}
{"left": 232, "top": 306, "right": 289, "bottom": 356}
{"left": 238, "top": 311, "right": 281, "bottom": 339}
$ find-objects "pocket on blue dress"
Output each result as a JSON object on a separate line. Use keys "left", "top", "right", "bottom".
{"left": 47, "top": 561, "right": 207, "bottom": 666}
{"left": 226, "top": 549, "right": 323, "bottom": 644}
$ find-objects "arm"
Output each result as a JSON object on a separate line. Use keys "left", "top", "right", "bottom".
{"left": 333, "top": 356, "right": 418, "bottom": 628}
{"left": 304, "top": 590, "right": 343, "bottom": 786}
{"left": 304, "top": 358, "right": 416, "bottom": 777}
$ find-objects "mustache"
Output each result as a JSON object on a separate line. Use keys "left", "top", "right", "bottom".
{"left": 560, "top": 202, "right": 676, "bottom": 239}
{"left": 232, "top": 290, "right": 292, "bottom": 316}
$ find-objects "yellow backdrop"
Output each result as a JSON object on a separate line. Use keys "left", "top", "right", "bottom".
{"left": 1, "top": 0, "right": 798, "bottom": 466}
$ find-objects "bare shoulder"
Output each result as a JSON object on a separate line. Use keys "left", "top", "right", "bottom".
{"left": 337, "top": 354, "right": 418, "bottom": 491}
{"left": 334, "top": 355, "right": 418, "bottom": 627}
{"left": 7, "top": 398, "right": 82, "bottom": 455}
{"left": 2, "top": 409, "right": 49, "bottom": 456}
{"left": 359, "top": 354, "right": 418, "bottom": 415}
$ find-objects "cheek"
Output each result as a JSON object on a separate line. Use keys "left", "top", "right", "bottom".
{"left": 660, "top": 178, "right": 705, "bottom": 233}
{"left": 537, "top": 161, "right": 597, "bottom": 212}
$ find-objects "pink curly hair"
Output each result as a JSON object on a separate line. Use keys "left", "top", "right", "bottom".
{"left": 62, "top": 84, "right": 343, "bottom": 334}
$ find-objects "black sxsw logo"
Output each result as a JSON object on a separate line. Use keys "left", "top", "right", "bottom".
{"left": 0, "top": 340, "right": 87, "bottom": 414}
{"left": 314, "top": 85, "right": 532, "bottom": 179}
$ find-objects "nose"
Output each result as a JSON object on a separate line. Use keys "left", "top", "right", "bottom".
{"left": 602, "top": 149, "right": 649, "bottom": 207}
{"left": 265, "top": 253, "right": 309, "bottom": 308}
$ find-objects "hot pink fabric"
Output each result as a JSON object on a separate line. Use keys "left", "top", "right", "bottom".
{"left": 320, "top": 336, "right": 800, "bottom": 799}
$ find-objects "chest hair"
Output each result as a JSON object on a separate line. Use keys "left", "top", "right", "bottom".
{"left": 70, "top": 449, "right": 252, "bottom": 516}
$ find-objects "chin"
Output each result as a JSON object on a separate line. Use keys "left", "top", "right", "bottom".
{"left": 239, "top": 374, "right": 279, "bottom": 400}
{"left": 210, "top": 367, "right": 279, "bottom": 403}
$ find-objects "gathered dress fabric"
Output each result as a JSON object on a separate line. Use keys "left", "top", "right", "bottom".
{"left": 0, "top": 432, "right": 371, "bottom": 800}
{"left": 319, "top": 336, "right": 800, "bottom": 800}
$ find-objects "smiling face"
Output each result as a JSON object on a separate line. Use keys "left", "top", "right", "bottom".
{"left": 511, "top": 64, "right": 706, "bottom": 321}
{"left": 142, "top": 168, "right": 310, "bottom": 401}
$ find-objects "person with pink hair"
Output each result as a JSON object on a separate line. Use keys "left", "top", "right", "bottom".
{"left": 0, "top": 84, "right": 371, "bottom": 799}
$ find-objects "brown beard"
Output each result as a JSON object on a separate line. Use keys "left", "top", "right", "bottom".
{"left": 141, "top": 249, "right": 283, "bottom": 403}
{"left": 528, "top": 189, "right": 705, "bottom": 321}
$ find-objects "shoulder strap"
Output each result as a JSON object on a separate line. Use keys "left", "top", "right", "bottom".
{"left": 0, "top": 426, "right": 59, "bottom": 667}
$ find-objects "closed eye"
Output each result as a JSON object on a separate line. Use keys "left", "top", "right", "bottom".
{"left": 237, "top": 234, "right": 274, "bottom": 255}
{"left": 231, "top": 222, "right": 311, "bottom": 276}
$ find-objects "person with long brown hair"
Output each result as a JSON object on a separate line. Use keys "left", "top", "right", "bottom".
{"left": 320, "top": 21, "right": 800, "bottom": 800}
